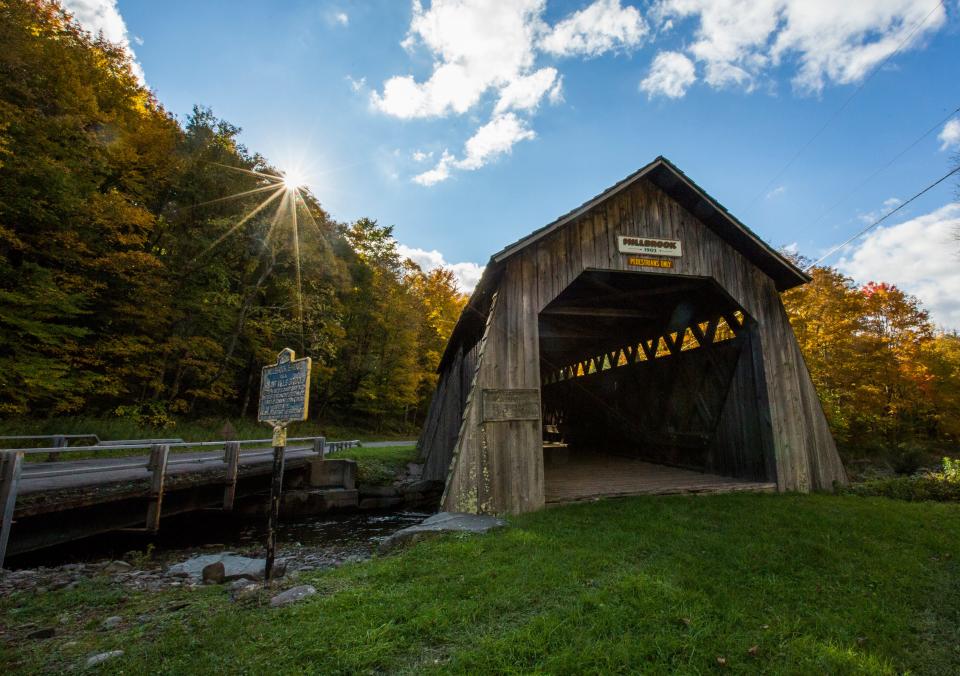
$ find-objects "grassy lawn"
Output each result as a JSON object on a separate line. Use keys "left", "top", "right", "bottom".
{"left": 2, "top": 493, "right": 959, "bottom": 673}
{"left": 327, "top": 444, "right": 420, "bottom": 485}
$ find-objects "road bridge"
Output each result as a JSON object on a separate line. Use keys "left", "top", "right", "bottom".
{"left": 0, "top": 437, "right": 369, "bottom": 565}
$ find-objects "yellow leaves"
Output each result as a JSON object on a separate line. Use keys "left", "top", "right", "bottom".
{"left": 786, "top": 265, "right": 958, "bottom": 448}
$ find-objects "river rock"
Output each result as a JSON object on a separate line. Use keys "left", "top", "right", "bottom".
{"left": 269, "top": 585, "right": 316, "bottom": 607}
{"left": 167, "top": 554, "right": 283, "bottom": 582}
{"left": 379, "top": 512, "right": 507, "bottom": 553}
{"left": 201, "top": 562, "right": 225, "bottom": 584}
{"left": 102, "top": 561, "right": 132, "bottom": 574}
{"left": 100, "top": 616, "right": 122, "bottom": 630}
{"left": 85, "top": 650, "right": 124, "bottom": 668}
{"left": 228, "top": 578, "right": 257, "bottom": 592}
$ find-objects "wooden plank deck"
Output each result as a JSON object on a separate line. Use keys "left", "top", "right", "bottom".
{"left": 544, "top": 451, "right": 776, "bottom": 504}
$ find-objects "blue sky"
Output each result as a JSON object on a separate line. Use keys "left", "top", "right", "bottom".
{"left": 66, "top": 1, "right": 960, "bottom": 327}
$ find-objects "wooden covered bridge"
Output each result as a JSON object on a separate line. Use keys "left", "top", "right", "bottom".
{"left": 418, "top": 156, "right": 846, "bottom": 515}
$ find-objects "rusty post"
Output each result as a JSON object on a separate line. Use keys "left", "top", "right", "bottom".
{"left": 264, "top": 425, "right": 287, "bottom": 581}
{"left": 145, "top": 444, "right": 169, "bottom": 532}
{"left": 223, "top": 440, "right": 241, "bottom": 510}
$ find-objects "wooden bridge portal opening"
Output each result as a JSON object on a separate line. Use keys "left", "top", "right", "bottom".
{"left": 539, "top": 270, "right": 777, "bottom": 503}
{"left": 418, "top": 156, "right": 847, "bottom": 516}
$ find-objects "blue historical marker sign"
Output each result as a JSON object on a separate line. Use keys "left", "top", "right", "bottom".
{"left": 258, "top": 348, "right": 312, "bottom": 424}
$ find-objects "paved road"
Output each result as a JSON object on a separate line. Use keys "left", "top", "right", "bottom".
{"left": 18, "top": 439, "right": 417, "bottom": 495}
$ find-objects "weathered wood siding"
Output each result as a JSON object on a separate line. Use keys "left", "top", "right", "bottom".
{"left": 430, "top": 176, "right": 845, "bottom": 514}
{"left": 418, "top": 341, "right": 479, "bottom": 482}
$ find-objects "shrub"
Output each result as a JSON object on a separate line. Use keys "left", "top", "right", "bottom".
{"left": 844, "top": 457, "right": 960, "bottom": 502}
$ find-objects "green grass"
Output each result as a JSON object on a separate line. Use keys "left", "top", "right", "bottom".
{"left": 2, "top": 493, "right": 959, "bottom": 674}
{"left": 327, "top": 444, "right": 420, "bottom": 485}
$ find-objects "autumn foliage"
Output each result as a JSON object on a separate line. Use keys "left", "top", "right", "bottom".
{"left": 0, "top": 0, "right": 465, "bottom": 430}
{"left": 784, "top": 265, "right": 960, "bottom": 470}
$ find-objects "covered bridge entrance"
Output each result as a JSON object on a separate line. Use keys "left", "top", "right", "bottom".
{"left": 419, "top": 157, "right": 846, "bottom": 515}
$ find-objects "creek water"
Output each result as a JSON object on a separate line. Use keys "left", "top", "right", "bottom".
{"left": 7, "top": 509, "right": 432, "bottom": 571}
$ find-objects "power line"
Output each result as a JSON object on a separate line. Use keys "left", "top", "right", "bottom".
{"left": 749, "top": 0, "right": 947, "bottom": 208}
{"left": 808, "top": 163, "right": 960, "bottom": 269}
{"left": 805, "top": 104, "right": 960, "bottom": 230}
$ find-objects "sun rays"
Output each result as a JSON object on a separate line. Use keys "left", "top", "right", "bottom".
{"left": 192, "top": 161, "right": 320, "bottom": 347}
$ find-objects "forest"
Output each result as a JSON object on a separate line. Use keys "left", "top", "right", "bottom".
{"left": 1, "top": 0, "right": 958, "bottom": 465}
{"left": 0, "top": 0, "right": 466, "bottom": 433}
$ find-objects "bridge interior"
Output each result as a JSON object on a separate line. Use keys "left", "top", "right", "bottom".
{"left": 538, "top": 270, "right": 776, "bottom": 502}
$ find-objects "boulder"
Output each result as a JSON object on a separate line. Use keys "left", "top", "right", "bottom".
{"left": 167, "top": 554, "right": 284, "bottom": 582}
{"left": 202, "top": 561, "right": 226, "bottom": 584}
{"left": 102, "top": 561, "right": 132, "bottom": 574}
{"left": 379, "top": 512, "right": 507, "bottom": 553}
{"left": 269, "top": 585, "right": 316, "bottom": 608}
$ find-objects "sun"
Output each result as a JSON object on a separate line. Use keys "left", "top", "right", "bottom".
{"left": 282, "top": 169, "right": 306, "bottom": 191}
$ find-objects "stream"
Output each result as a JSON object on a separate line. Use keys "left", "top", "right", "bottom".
{"left": 1, "top": 509, "right": 431, "bottom": 593}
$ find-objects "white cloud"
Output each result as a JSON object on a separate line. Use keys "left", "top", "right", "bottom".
{"left": 346, "top": 75, "right": 366, "bottom": 93}
{"left": 837, "top": 202, "right": 960, "bottom": 330}
{"left": 651, "top": 0, "right": 947, "bottom": 96}
{"left": 61, "top": 0, "right": 145, "bottom": 83}
{"left": 493, "top": 67, "right": 559, "bottom": 114}
{"left": 458, "top": 113, "right": 536, "bottom": 170}
{"left": 766, "top": 185, "right": 786, "bottom": 199}
{"left": 375, "top": 0, "right": 949, "bottom": 184}
{"left": 335, "top": 11, "right": 349, "bottom": 26}
{"left": 640, "top": 51, "right": 696, "bottom": 98}
{"left": 939, "top": 118, "right": 960, "bottom": 151}
{"left": 540, "top": 0, "right": 648, "bottom": 57}
{"left": 398, "top": 244, "right": 486, "bottom": 292}
{"left": 372, "top": 0, "right": 544, "bottom": 119}
{"left": 413, "top": 150, "right": 456, "bottom": 186}
{"left": 413, "top": 114, "right": 536, "bottom": 184}
{"left": 857, "top": 196, "right": 902, "bottom": 224}
{"left": 412, "top": 150, "right": 434, "bottom": 162}
{"left": 374, "top": 1, "right": 655, "bottom": 185}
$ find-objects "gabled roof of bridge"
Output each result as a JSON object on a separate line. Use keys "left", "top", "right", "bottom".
{"left": 492, "top": 155, "right": 808, "bottom": 290}
{"left": 438, "top": 156, "right": 808, "bottom": 372}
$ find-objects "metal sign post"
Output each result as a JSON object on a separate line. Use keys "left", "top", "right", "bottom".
{"left": 258, "top": 348, "right": 311, "bottom": 581}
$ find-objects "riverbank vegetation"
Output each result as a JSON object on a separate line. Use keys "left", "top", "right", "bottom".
{"left": 2, "top": 492, "right": 958, "bottom": 673}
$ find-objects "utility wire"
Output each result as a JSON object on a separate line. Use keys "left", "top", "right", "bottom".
{"left": 808, "top": 163, "right": 960, "bottom": 269}
{"left": 803, "top": 105, "right": 960, "bottom": 230}
{"left": 749, "top": 0, "right": 947, "bottom": 208}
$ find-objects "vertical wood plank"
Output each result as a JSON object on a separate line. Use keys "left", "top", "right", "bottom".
{"left": 145, "top": 444, "right": 169, "bottom": 532}
{"left": 223, "top": 440, "right": 241, "bottom": 510}
{"left": 0, "top": 451, "right": 23, "bottom": 568}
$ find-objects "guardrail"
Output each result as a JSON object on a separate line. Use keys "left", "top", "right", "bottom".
{"left": 0, "top": 436, "right": 361, "bottom": 567}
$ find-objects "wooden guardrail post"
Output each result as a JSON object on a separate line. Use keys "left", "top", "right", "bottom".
{"left": 0, "top": 451, "right": 24, "bottom": 568}
{"left": 223, "top": 440, "right": 240, "bottom": 510}
{"left": 145, "top": 444, "right": 169, "bottom": 532}
{"left": 313, "top": 436, "right": 326, "bottom": 458}
{"left": 45, "top": 434, "right": 66, "bottom": 463}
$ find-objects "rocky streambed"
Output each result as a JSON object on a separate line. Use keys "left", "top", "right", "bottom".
{"left": 0, "top": 509, "right": 431, "bottom": 595}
